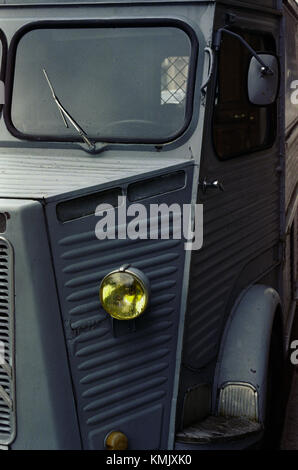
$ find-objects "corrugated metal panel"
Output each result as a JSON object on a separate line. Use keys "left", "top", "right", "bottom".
{"left": 46, "top": 164, "right": 193, "bottom": 449}
{"left": 183, "top": 152, "right": 281, "bottom": 369}
{"left": 0, "top": 238, "right": 15, "bottom": 445}
{"left": 285, "top": 131, "right": 298, "bottom": 211}
{"left": 0, "top": 153, "right": 186, "bottom": 200}
{"left": 284, "top": 128, "right": 298, "bottom": 319}
{"left": 283, "top": 226, "right": 293, "bottom": 316}
{"left": 235, "top": 0, "right": 278, "bottom": 8}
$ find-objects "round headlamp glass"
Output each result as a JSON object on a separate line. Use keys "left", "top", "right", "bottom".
{"left": 100, "top": 269, "right": 149, "bottom": 320}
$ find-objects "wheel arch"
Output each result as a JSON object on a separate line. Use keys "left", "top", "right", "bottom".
{"left": 213, "top": 284, "right": 283, "bottom": 423}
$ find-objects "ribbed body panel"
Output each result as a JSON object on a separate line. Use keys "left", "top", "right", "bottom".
{"left": 46, "top": 164, "right": 194, "bottom": 449}
{"left": 0, "top": 237, "right": 15, "bottom": 445}
{"left": 182, "top": 152, "right": 280, "bottom": 370}
{"left": 284, "top": 125, "right": 298, "bottom": 318}
{"left": 285, "top": 131, "right": 298, "bottom": 211}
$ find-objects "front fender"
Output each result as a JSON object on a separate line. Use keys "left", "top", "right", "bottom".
{"left": 213, "top": 284, "right": 281, "bottom": 423}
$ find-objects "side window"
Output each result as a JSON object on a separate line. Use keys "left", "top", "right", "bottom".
{"left": 161, "top": 56, "right": 189, "bottom": 105}
{"left": 160, "top": 55, "right": 190, "bottom": 135}
{"left": 213, "top": 30, "right": 276, "bottom": 159}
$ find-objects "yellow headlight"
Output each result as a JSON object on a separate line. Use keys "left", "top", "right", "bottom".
{"left": 100, "top": 267, "right": 149, "bottom": 320}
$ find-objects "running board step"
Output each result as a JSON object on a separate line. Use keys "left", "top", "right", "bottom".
{"left": 176, "top": 416, "right": 263, "bottom": 444}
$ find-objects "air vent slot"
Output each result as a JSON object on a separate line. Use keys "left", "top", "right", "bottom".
{"left": 0, "top": 237, "right": 15, "bottom": 445}
{"left": 127, "top": 171, "right": 186, "bottom": 202}
{"left": 56, "top": 188, "right": 123, "bottom": 223}
{"left": 0, "top": 214, "right": 6, "bottom": 234}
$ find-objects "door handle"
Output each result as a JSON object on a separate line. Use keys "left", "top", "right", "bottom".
{"left": 200, "top": 178, "right": 225, "bottom": 193}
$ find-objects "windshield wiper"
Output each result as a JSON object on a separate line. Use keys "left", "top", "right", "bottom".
{"left": 43, "top": 68, "right": 95, "bottom": 151}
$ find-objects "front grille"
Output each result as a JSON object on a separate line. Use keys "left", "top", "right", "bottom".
{"left": 0, "top": 238, "right": 15, "bottom": 445}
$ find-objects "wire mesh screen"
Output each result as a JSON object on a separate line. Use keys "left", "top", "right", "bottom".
{"left": 161, "top": 56, "right": 190, "bottom": 105}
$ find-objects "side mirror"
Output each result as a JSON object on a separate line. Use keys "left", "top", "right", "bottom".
{"left": 247, "top": 54, "right": 279, "bottom": 106}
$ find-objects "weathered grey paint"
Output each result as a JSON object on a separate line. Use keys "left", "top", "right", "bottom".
{"left": 0, "top": 0, "right": 295, "bottom": 450}
{"left": 0, "top": 199, "right": 81, "bottom": 449}
{"left": 283, "top": 0, "right": 298, "bottom": 349}
{"left": 0, "top": 0, "right": 210, "bottom": 449}
{"left": 175, "top": 2, "right": 284, "bottom": 434}
{"left": 0, "top": 0, "right": 283, "bottom": 8}
{"left": 213, "top": 285, "right": 281, "bottom": 423}
{"left": 0, "top": 152, "right": 188, "bottom": 200}
{"left": 45, "top": 163, "right": 194, "bottom": 450}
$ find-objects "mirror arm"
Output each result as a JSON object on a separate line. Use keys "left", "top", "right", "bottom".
{"left": 201, "top": 46, "right": 215, "bottom": 95}
{"left": 213, "top": 28, "right": 274, "bottom": 75}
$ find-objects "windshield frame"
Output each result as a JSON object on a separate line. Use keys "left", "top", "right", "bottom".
{"left": 5, "top": 18, "right": 199, "bottom": 146}
{"left": 0, "top": 30, "right": 7, "bottom": 117}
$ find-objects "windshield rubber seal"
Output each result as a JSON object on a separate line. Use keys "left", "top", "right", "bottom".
{"left": 0, "top": 30, "right": 8, "bottom": 116}
{"left": 4, "top": 18, "right": 198, "bottom": 146}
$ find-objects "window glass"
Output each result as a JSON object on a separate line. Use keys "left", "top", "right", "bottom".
{"left": 10, "top": 25, "right": 194, "bottom": 143}
{"left": 213, "top": 30, "right": 276, "bottom": 159}
{"left": 161, "top": 56, "right": 189, "bottom": 105}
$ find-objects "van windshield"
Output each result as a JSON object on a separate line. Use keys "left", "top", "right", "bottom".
{"left": 10, "top": 24, "right": 194, "bottom": 144}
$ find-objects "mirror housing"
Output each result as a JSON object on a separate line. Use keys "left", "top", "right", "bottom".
{"left": 247, "top": 54, "right": 279, "bottom": 106}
